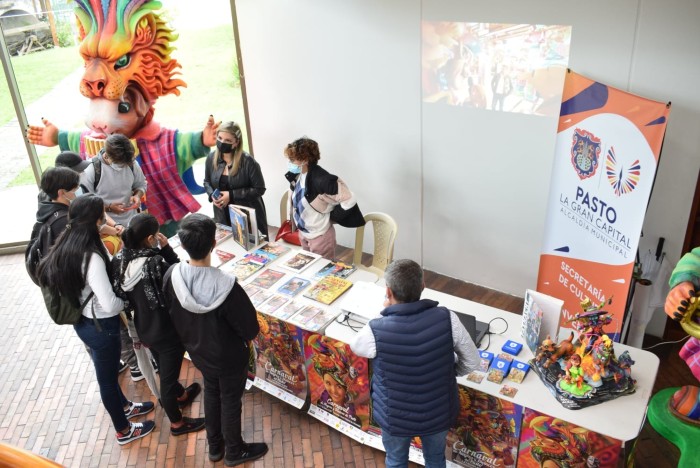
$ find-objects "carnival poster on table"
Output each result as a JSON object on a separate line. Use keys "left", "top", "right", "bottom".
{"left": 537, "top": 71, "right": 670, "bottom": 341}
{"left": 252, "top": 312, "right": 308, "bottom": 408}
{"left": 446, "top": 385, "right": 523, "bottom": 468}
{"left": 516, "top": 408, "right": 621, "bottom": 467}
{"left": 303, "top": 332, "right": 371, "bottom": 441}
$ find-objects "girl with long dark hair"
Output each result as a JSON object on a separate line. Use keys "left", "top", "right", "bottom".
{"left": 111, "top": 213, "right": 205, "bottom": 436}
{"left": 37, "top": 194, "right": 155, "bottom": 445}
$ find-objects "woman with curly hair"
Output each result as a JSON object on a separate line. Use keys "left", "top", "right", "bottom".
{"left": 284, "top": 137, "right": 364, "bottom": 259}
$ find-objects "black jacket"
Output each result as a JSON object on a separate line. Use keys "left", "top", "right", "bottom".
{"left": 203, "top": 151, "right": 268, "bottom": 237}
{"left": 284, "top": 164, "right": 365, "bottom": 228}
{"left": 164, "top": 264, "right": 259, "bottom": 377}
{"left": 30, "top": 201, "right": 69, "bottom": 243}
{"left": 111, "top": 245, "right": 181, "bottom": 349}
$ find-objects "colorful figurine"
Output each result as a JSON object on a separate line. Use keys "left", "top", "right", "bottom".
{"left": 26, "top": 0, "right": 218, "bottom": 233}
{"left": 530, "top": 297, "right": 636, "bottom": 409}
{"left": 557, "top": 354, "right": 592, "bottom": 397}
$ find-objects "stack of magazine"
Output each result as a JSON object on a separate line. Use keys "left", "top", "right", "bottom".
{"left": 254, "top": 242, "right": 291, "bottom": 262}
{"left": 229, "top": 204, "right": 262, "bottom": 250}
{"left": 228, "top": 253, "right": 269, "bottom": 281}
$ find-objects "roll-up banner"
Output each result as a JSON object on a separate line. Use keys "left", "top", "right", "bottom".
{"left": 537, "top": 71, "right": 670, "bottom": 341}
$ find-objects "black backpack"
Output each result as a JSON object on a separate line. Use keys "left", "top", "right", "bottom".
{"left": 25, "top": 211, "right": 68, "bottom": 286}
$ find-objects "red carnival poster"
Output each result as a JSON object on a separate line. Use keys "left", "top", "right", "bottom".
{"left": 446, "top": 385, "right": 523, "bottom": 468}
{"left": 252, "top": 312, "right": 308, "bottom": 408}
{"left": 537, "top": 71, "right": 670, "bottom": 340}
{"left": 517, "top": 408, "right": 621, "bottom": 467}
{"left": 304, "top": 333, "right": 371, "bottom": 435}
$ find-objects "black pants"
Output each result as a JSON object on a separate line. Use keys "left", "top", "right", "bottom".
{"left": 202, "top": 370, "right": 247, "bottom": 453}
{"left": 150, "top": 343, "right": 186, "bottom": 423}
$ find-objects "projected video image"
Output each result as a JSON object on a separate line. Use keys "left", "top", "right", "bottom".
{"left": 422, "top": 22, "right": 572, "bottom": 116}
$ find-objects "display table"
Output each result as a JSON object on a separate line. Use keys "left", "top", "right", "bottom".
{"left": 327, "top": 287, "right": 659, "bottom": 443}
{"left": 183, "top": 232, "right": 659, "bottom": 465}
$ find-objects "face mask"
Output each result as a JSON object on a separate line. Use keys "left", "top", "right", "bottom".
{"left": 74, "top": 186, "right": 84, "bottom": 197}
{"left": 217, "top": 140, "right": 234, "bottom": 154}
{"left": 288, "top": 161, "right": 303, "bottom": 174}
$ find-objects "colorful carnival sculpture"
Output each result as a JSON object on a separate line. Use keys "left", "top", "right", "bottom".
{"left": 26, "top": 0, "right": 218, "bottom": 231}
{"left": 647, "top": 247, "right": 700, "bottom": 467}
{"left": 530, "top": 298, "right": 636, "bottom": 410}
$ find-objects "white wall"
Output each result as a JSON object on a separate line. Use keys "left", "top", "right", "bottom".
{"left": 235, "top": 0, "right": 422, "bottom": 261}
{"left": 236, "top": 0, "right": 700, "bottom": 334}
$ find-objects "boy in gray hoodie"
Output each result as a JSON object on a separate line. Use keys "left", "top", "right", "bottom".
{"left": 164, "top": 214, "right": 267, "bottom": 466}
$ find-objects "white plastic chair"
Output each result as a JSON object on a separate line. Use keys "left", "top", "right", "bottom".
{"left": 353, "top": 212, "right": 398, "bottom": 277}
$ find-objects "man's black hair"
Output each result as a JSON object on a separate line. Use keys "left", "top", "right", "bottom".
{"left": 178, "top": 214, "right": 216, "bottom": 260}
{"left": 40, "top": 167, "right": 80, "bottom": 200}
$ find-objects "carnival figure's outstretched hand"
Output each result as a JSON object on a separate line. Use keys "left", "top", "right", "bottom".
{"left": 202, "top": 115, "right": 221, "bottom": 147}
{"left": 26, "top": 118, "right": 59, "bottom": 147}
{"left": 665, "top": 281, "right": 696, "bottom": 321}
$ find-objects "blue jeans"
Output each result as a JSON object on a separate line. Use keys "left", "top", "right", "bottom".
{"left": 381, "top": 429, "right": 448, "bottom": 468}
{"left": 74, "top": 315, "right": 130, "bottom": 432}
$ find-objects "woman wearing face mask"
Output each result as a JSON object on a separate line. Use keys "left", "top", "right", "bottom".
{"left": 37, "top": 194, "right": 156, "bottom": 445}
{"left": 111, "top": 213, "right": 205, "bottom": 436}
{"left": 284, "top": 137, "right": 365, "bottom": 260}
{"left": 203, "top": 121, "right": 268, "bottom": 238}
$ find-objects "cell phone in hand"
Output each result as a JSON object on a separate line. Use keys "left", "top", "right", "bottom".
{"left": 212, "top": 189, "right": 222, "bottom": 200}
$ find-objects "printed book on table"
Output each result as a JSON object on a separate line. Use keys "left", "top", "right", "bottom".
{"left": 280, "top": 251, "right": 321, "bottom": 273}
{"left": 214, "top": 223, "right": 233, "bottom": 244}
{"left": 228, "top": 254, "right": 268, "bottom": 281}
{"left": 231, "top": 204, "right": 259, "bottom": 248}
{"left": 249, "top": 269, "right": 286, "bottom": 289}
{"left": 314, "top": 261, "right": 357, "bottom": 280}
{"left": 255, "top": 242, "right": 291, "bottom": 261}
{"left": 277, "top": 277, "right": 311, "bottom": 297}
{"left": 521, "top": 289, "right": 564, "bottom": 354}
{"left": 228, "top": 206, "right": 251, "bottom": 250}
{"left": 303, "top": 276, "right": 353, "bottom": 305}
{"left": 213, "top": 248, "right": 236, "bottom": 267}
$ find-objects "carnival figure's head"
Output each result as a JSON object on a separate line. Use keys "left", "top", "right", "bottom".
{"left": 73, "top": 0, "right": 186, "bottom": 134}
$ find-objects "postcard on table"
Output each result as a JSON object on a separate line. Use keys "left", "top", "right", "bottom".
{"left": 277, "top": 277, "right": 311, "bottom": 297}
{"left": 258, "top": 295, "right": 289, "bottom": 314}
{"left": 274, "top": 301, "right": 306, "bottom": 321}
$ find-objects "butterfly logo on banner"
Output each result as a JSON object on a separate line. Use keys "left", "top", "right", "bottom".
{"left": 570, "top": 128, "right": 601, "bottom": 180}
{"left": 605, "top": 147, "right": 640, "bottom": 196}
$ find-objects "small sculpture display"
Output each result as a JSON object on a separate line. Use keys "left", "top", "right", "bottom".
{"left": 530, "top": 298, "right": 636, "bottom": 410}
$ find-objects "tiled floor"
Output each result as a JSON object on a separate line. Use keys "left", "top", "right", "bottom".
{"left": 0, "top": 253, "right": 391, "bottom": 467}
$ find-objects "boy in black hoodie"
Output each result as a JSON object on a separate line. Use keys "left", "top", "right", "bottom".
{"left": 164, "top": 214, "right": 267, "bottom": 466}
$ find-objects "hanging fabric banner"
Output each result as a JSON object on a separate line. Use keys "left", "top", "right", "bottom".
{"left": 537, "top": 71, "right": 670, "bottom": 341}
